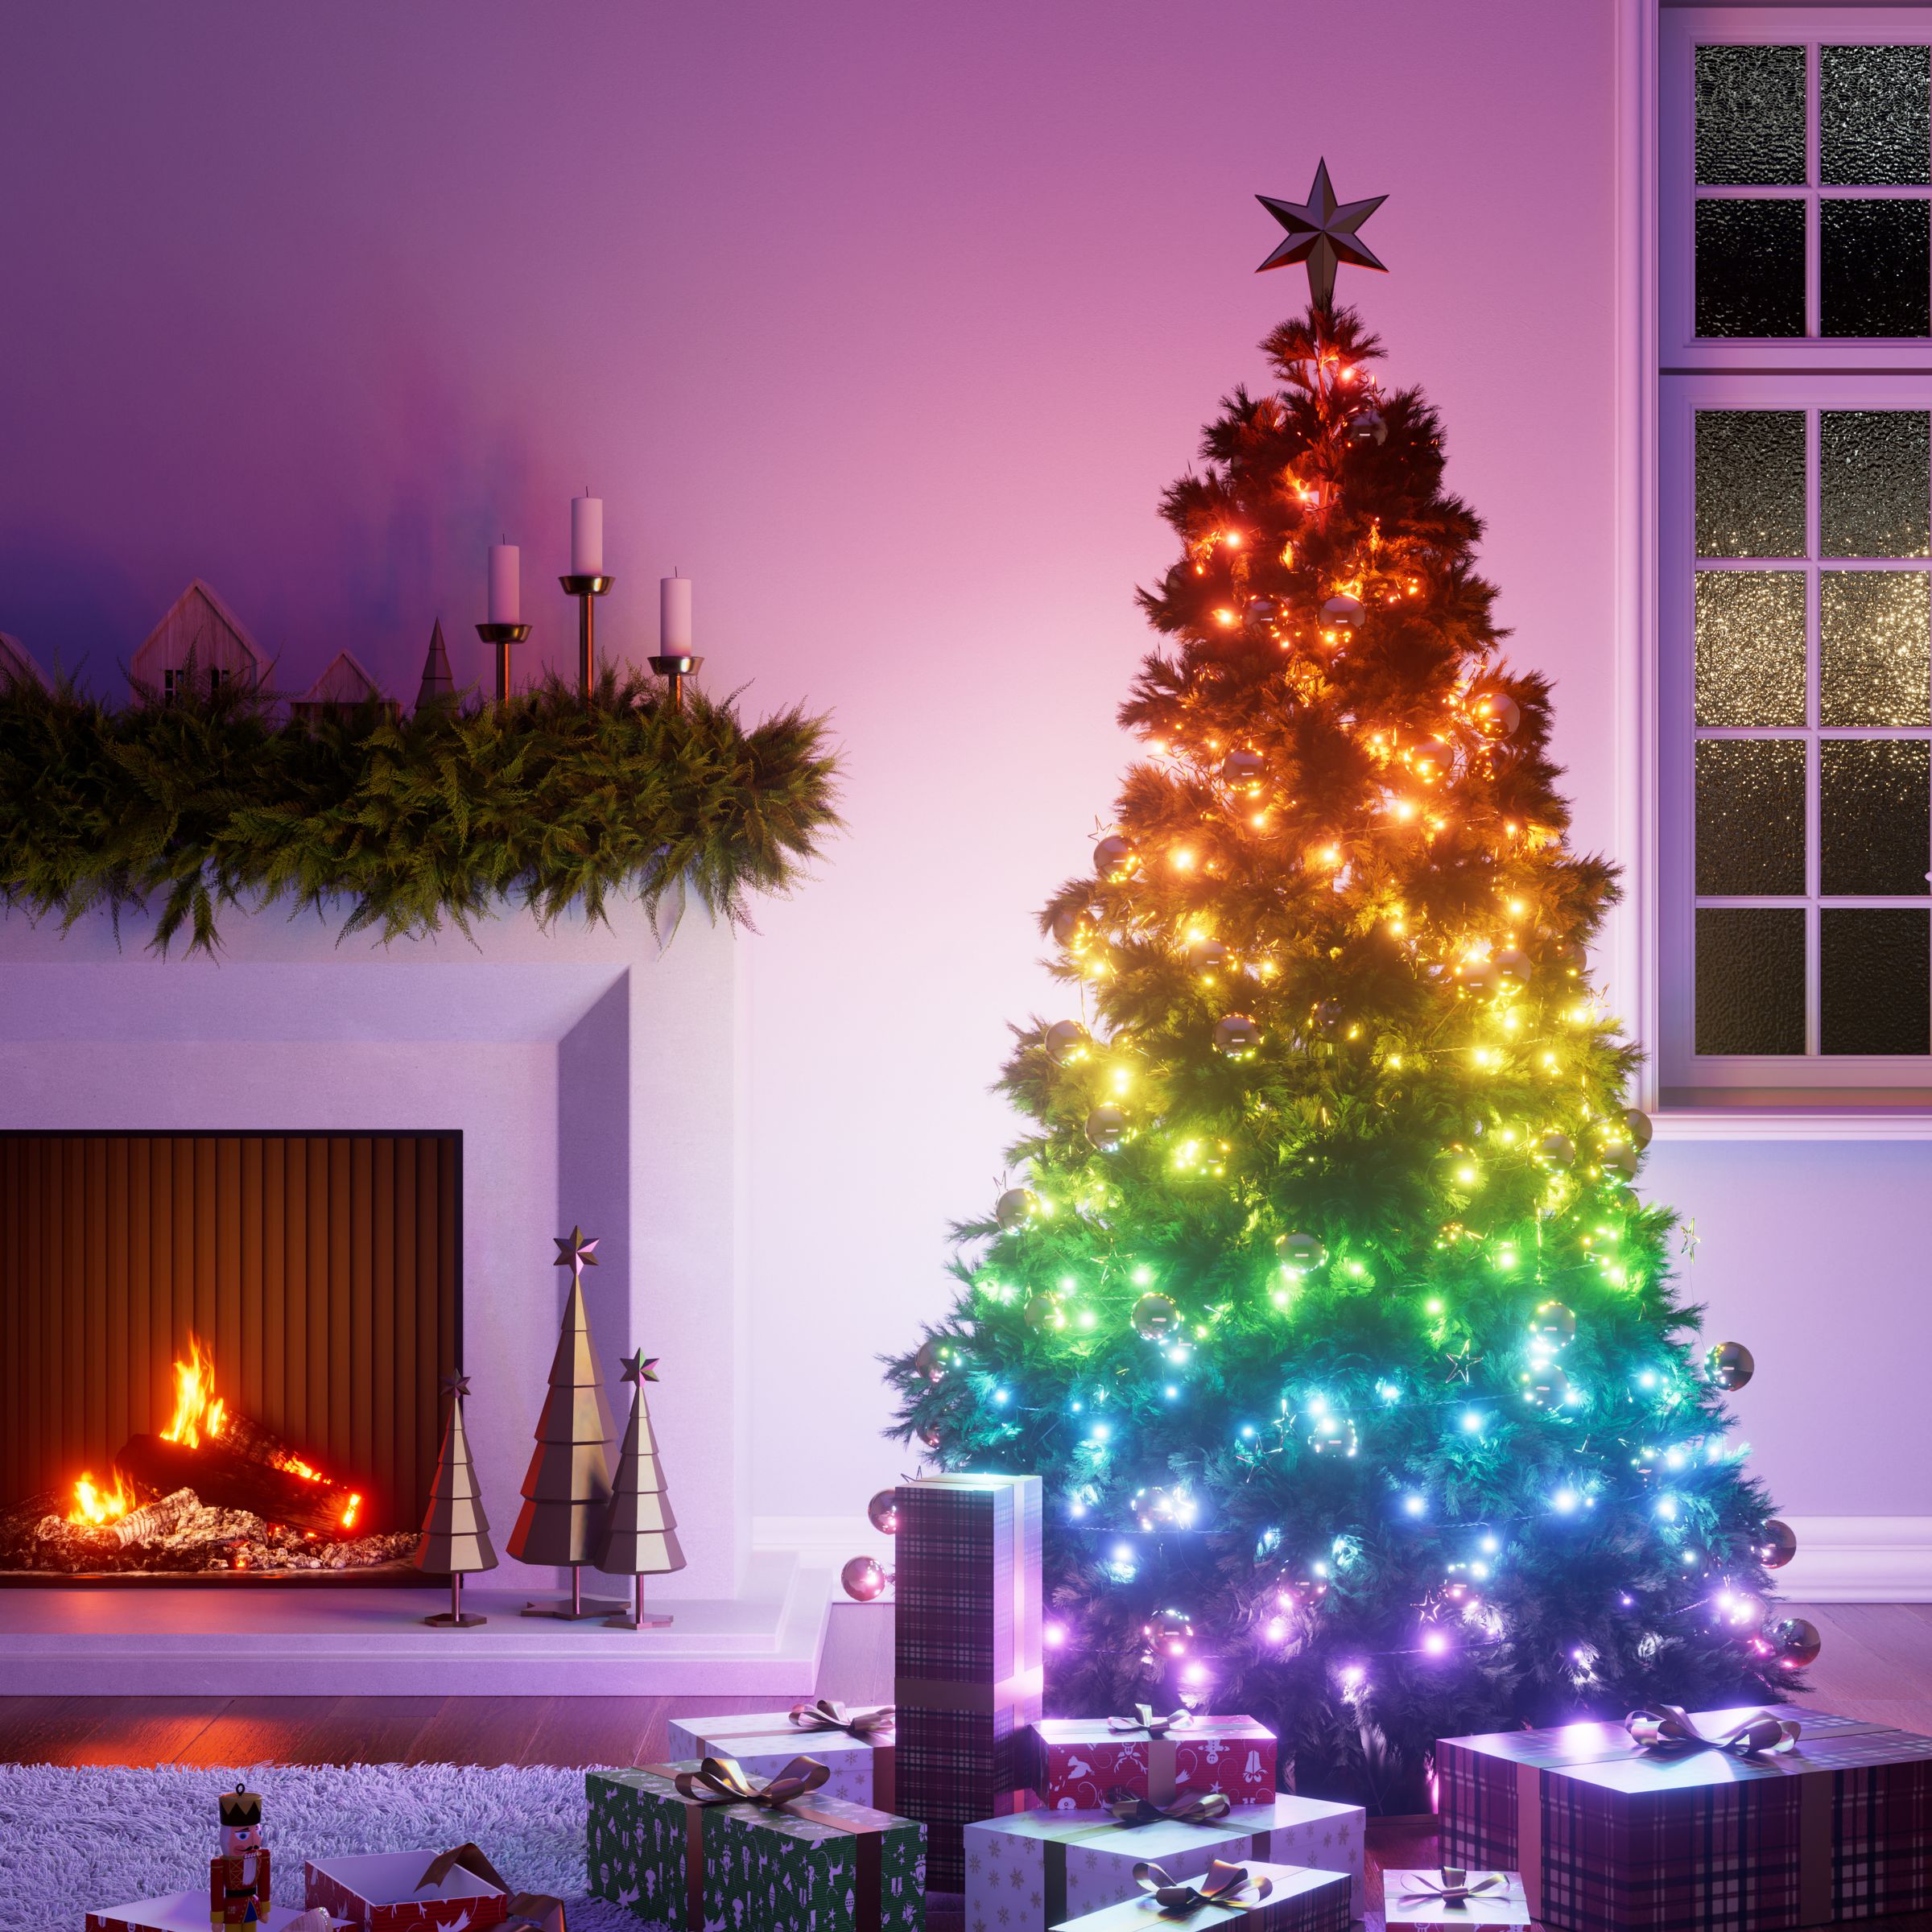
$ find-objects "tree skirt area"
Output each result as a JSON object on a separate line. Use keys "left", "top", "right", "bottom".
{"left": 0, "top": 1762, "right": 645, "bottom": 1932}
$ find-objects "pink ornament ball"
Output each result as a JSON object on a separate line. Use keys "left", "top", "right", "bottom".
{"left": 840, "top": 1555, "right": 889, "bottom": 1602}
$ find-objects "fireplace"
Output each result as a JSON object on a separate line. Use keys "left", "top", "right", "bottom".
{"left": 0, "top": 1132, "right": 460, "bottom": 1582}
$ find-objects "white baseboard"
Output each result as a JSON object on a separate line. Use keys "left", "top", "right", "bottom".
{"left": 1777, "top": 1516, "right": 1932, "bottom": 1601}
{"left": 756, "top": 1513, "right": 1932, "bottom": 1604}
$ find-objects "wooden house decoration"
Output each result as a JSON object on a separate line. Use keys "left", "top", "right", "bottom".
{"left": 130, "top": 580, "right": 269, "bottom": 703}
{"left": 0, "top": 634, "right": 46, "bottom": 690}
{"left": 291, "top": 650, "right": 392, "bottom": 723}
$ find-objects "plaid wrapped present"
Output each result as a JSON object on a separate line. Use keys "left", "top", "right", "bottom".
{"left": 1437, "top": 1706, "right": 1932, "bottom": 1932}
{"left": 964, "top": 1793, "right": 1365, "bottom": 1932}
{"left": 667, "top": 1705, "right": 895, "bottom": 1810}
{"left": 1029, "top": 1714, "right": 1277, "bottom": 1810}
{"left": 586, "top": 1761, "right": 925, "bottom": 1932}
{"left": 1047, "top": 1860, "right": 1351, "bottom": 1932}
{"left": 895, "top": 1473, "right": 1044, "bottom": 1890}
{"left": 1382, "top": 1869, "right": 1532, "bottom": 1928}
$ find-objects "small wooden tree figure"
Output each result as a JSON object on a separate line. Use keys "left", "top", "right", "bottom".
{"left": 509, "top": 1226, "right": 624, "bottom": 1619}
{"left": 416, "top": 1370, "right": 496, "bottom": 1629}
{"left": 600, "top": 1348, "right": 687, "bottom": 1629}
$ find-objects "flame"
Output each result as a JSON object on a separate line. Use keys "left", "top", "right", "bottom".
{"left": 341, "top": 1493, "right": 361, "bottom": 1530}
{"left": 68, "top": 1469, "right": 135, "bottom": 1525}
{"left": 160, "top": 1333, "right": 226, "bottom": 1447}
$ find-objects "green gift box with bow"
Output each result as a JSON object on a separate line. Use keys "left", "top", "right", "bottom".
{"left": 586, "top": 1756, "right": 925, "bottom": 1932}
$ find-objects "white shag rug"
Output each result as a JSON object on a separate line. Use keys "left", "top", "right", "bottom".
{"left": 0, "top": 1763, "right": 645, "bottom": 1932}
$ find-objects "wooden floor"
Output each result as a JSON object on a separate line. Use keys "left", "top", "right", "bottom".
{"left": 1, "top": 1601, "right": 1926, "bottom": 1905}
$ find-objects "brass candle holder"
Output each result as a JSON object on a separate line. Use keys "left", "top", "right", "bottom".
{"left": 560, "top": 574, "right": 614, "bottom": 706}
{"left": 476, "top": 622, "right": 530, "bottom": 704}
{"left": 649, "top": 652, "right": 704, "bottom": 712}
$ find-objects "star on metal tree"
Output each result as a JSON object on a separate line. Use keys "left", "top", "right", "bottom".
{"left": 441, "top": 1369, "right": 473, "bottom": 1399}
{"left": 621, "top": 1348, "right": 660, "bottom": 1386}
{"left": 553, "top": 1225, "right": 599, "bottom": 1285}
{"left": 1255, "top": 159, "right": 1389, "bottom": 307}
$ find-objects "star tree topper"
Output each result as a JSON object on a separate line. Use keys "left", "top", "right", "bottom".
{"left": 441, "top": 1369, "right": 473, "bottom": 1399}
{"left": 621, "top": 1348, "right": 660, "bottom": 1386}
{"left": 554, "top": 1225, "right": 599, "bottom": 1286}
{"left": 1256, "top": 159, "right": 1389, "bottom": 307}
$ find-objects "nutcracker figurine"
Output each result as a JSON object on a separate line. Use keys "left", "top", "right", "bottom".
{"left": 209, "top": 1784, "right": 271, "bottom": 1930}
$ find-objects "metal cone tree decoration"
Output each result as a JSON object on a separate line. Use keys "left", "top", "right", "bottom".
{"left": 600, "top": 1348, "right": 687, "bottom": 1630}
{"left": 509, "top": 1226, "right": 624, "bottom": 1619}
{"left": 417, "top": 1370, "right": 496, "bottom": 1628}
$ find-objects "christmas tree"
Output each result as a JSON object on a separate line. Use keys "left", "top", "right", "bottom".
{"left": 416, "top": 1369, "right": 497, "bottom": 1628}
{"left": 887, "top": 167, "right": 1804, "bottom": 1808}
{"left": 597, "top": 1347, "right": 687, "bottom": 1629}
{"left": 508, "top": 1225, "right": 624, "bottom": 1619}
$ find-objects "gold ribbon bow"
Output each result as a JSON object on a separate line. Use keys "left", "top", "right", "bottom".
{"left": 1133, "top": 1860, "right": 1271, "bottom": 1918}
{"left": 502, "top": 1893, "right": 568, "bottom": 1932}
{"left": 787, "top": 1697, "right": 895, "bottom": 1740}
{"left": 1108, "top": 1704, "right": 1194, "bottom": 1738}
{"left": 1106, "top": 1788, "right": 1232, "bottom": 1829}
{"left": 673, "top": 1753, "right": 832, "bottom": 1808}
{"left": 415, "top": 1844, "right": 509, "bottom": 1896}
{"left": 1625, "top": 1705, "right": 1802, "bottom": 1759}
{"left": 1397, "top": 1868, "right": 1505, "bottom": 1908}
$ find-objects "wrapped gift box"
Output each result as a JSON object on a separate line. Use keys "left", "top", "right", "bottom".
{"left": 1438, "top": 1707, "right": 1932, "bottom": 1932}
{"left": 1382, "top": 1870, "right": 1533, "bottom": 1929}
{"left": 304, "top": 1852, "right": 507, "bottom": 1932}
{"left": 586, "top": 1762, "right": 924, "bottom": 1932}
{"left": 964, "top": 1793, "right": 1365, "bottom": 1932}
{"left": 1049, "top": 1860, "right": 1350, "bottom": 1932}
{"left": 895, "top": 1472, "right": 1044, "bottom": 1890}
{"left": 1030, "top": 1715, "right": 1276, "bottom": 1810}
{"left": 667, "top": 1709, "right": 894, "bottom": 1810}
{"left": 89, "top": 1894, "right": 311, "bottom": 1932}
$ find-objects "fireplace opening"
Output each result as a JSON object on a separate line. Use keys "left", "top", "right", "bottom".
{"left": 0, "top": 1133, "right": 460, "bottom": 1583}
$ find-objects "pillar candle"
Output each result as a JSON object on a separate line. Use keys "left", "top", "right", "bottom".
{"left": 571, "top": 494, "right": 604, "bottom": 577}
{"left": 488, "top": 543, "right": 520, "bottom": 626}
{"left": 661, "top": 573, "right": 693, "bottom": 654}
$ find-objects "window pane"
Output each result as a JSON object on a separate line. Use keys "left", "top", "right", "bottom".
{"left": 1822, "top": 45, "right": 1932, "bottom": 187}
{"left": 1820, "top": 570, "right": 1932, "bottom": 724}
{"left": 1821, "top": 909, "right": 1931, "bottom": 1052}
{"left": 1696, "top": 908, "right": 1806, "bottom": 1053}
{"left": 1697, "top": 200, "right": 1807, "bottom": 337}
{"left": 1821, "top": 199, "right": 1932, "bottom": 337}
{"left": 1695, "top": 571, "right": 1806, "bottom": 724}
{"left": 1696, "top": 45, "right": 1808, "bottom": 185}
{"left": 1822, "top": 411, "right": 1932, "bottom": 558}
{"left": 1695, "top": 738, "right": 1806, "bottom": 893}
{"left": 1821, "top": 738, "right": 1931, "bottom": 894}
{"left": 1696, "top": 411, "right": 1806, "bottom": 557}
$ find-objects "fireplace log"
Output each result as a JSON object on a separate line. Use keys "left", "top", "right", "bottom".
{"left": 115, "top": 1435, "right": 359, "bottom": 1537}
{"left": 109, "top": 1488, "right": 196, "bottom": 1546}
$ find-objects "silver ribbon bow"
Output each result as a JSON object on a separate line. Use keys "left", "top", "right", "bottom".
{"left": 1133, "top": 1860, "right": 1271, "bottom": 1917}
{"left": 1397, "top": 1869, "right": 1506, "bottom": 1908}
{"left": 786, "top": 1697, "right": 894, "bottom": 1740}
{"left": 1108, "top": 1703, "right": 1194, "bottom": 1738}
{"left": 1625, "top": 1704, "right": 1801, "bottom": 1759}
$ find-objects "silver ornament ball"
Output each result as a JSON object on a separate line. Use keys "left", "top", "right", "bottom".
{"left": 995, "top": 1187, "right": 1038, "bottom": 1231}
{"left": 1707, "top": 1340, "right": 1755, "bottom": 1391}
{"left": 1085, "top": 1104, "right": 1129, "bottom": 1153}
{"left": 1213, "top": 1013, "right": 1261, "bottom": 1059}
{"left": 1044, "top": 1019, "right": 1090, "bottom": 1063}
{"left": 1131, "top": 1290, "right": 1179, "bottom": 1341}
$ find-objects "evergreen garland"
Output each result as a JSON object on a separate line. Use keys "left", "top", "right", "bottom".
{"left": 0, "top": 668, "right": 839, "bottom": 953}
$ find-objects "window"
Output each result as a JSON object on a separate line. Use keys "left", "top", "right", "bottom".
{"left": 1660, "top": 9, "right": 1932, "bottom": 1100}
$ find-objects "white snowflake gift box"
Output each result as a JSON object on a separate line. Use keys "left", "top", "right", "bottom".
{"left": 667, "top": 1703, "right": 895, "bottom": 1810}
{"left": 962, "top": 1794, "right": 1364, "bottom": 1932}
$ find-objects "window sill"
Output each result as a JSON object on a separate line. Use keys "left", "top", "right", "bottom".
{"left": 1653, "top": 1099, "right": 1932, "bottom": 1140}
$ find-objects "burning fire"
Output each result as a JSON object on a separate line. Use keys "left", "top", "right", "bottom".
{"left": 66, "top": 1331, "right": 361, "bottom": 1532}
{"left": 68, "top": 1470, "right": 135, "bottom": 1525}
{"left": 160, "top": 1333, "right": 225, "bottom": 1447}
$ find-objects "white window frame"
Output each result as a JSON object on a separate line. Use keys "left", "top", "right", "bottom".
{"left": 1633, "top": 3, "right": 1932, "bottom": 1127}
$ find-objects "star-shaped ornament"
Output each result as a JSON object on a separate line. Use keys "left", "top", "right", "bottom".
{"left": 554, "top": 1225, "right": 599, "bottom": 1280}
{"left": 442, "top": 1369, "right": 473, "bottom": 1399}
{"left": 1256, "top": 159, "right": 1389, "bottom": 307}
{"left": 621, "top": 1348, "right": 660, "bottom": 1387}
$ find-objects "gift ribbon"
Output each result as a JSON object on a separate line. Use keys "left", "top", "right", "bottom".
{"left": 641, "top": 1764, "right": 881, "bottom": 1932}
{"left": 1624, "top": 1704, "right": 1802, "bottom": 1759}
{"left": 1133, "top": 1860, "right": 1272, "bottom": 1916}
{"left": 672, "top": 1753, "right": 831, "bottom": 1808}
{"left": 415, "top": 1843, "right": 509, "bottom": 1896}
{"left": 1037, "top": 1812, "right": 1277, "bottom": 1926}
{"left": 1108, "top": 1705, "right": 1193, "bottom": 1739}
{"left": 501, "top": 1893, "right": 567, "bottom": 1932}
{"left": 789, "top": 1697, "right": 896, "bottom": 1740}
{"left": 668, "top": 1711, "right": 897, "bottom": 1812}
{"left": 1106, "top": 1788, "right": 1232, "bottom": 1829}
{"left": 1397, "top": 1868, "right": 1505, "bottom": 1907}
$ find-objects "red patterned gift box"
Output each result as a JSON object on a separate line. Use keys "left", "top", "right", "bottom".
{"left": 305, "top": 1850, "right": 509, "bottom": 1932}
{"left": 1437, "top": 1707, "right": 1932, "bottom": 1932}
{"left": 895, "top": 1472, "right": 1044, "bottom": 1891}
{"left": 1030, "top": 1714, "right": 1277, "bottom": 1810}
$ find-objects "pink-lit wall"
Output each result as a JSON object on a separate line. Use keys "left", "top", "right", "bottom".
{"left": 2, "top": 2, "right": 1920, "bottom": 1556}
